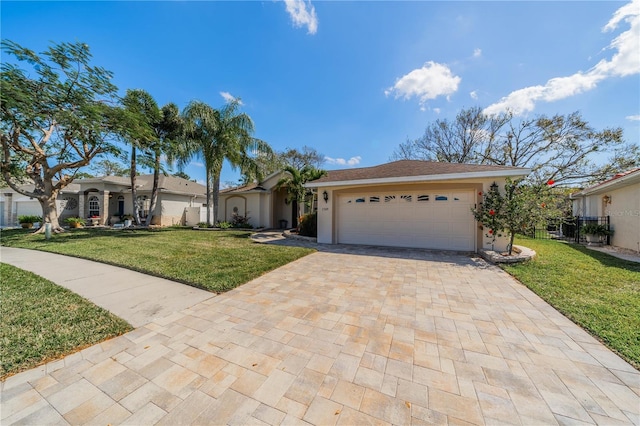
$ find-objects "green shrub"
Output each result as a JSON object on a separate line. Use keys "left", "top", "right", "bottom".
{"left": 298, "top": 212, "right": 317, "bottom": 237}
{"left": 581, "top": 223, "right": 612, "bottom": 236}
{"left": 231, "top": 213, "right": 252, "bottom": 229}
{"left": 18, "top": 215, "right": 42, "bottom": 224}
{"left": 217, "top": 221, "right": 232, "bottom": 229}
{"left": 65, "top": 217, "right": 86, "bottom": 226}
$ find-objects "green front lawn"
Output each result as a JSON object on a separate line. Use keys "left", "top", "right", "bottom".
{"left": 1, "top": 228, "right": 314, "bottom": 293}
{"left": 504, "top": 237, "right": 640, "bottom": 369}
{"left": 1, "top": 263, "right": 132, "bottom": 378}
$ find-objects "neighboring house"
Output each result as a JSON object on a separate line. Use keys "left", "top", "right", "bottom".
{"left": 306, "top": 160, "right": 531, "bottom": 253}
{"left": 0, "top": 175, "right": 207, "bottom": 227}
{"left": 218, "top": 171, "right": 312, "bottom": 229}
{"left": 570, "top": 168, "right": 640, "bottom": 253}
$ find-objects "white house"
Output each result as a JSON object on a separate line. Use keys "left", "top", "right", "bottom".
{"left": 570, "top": 168, "right": 640, "bottom": 253}
{"left": 0, "top": 175, "right": 207, "bottom": 227}
{"left": 306, "top": 160, "right": 531, "bottom": 253}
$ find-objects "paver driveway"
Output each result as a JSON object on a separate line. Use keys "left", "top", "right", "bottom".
{"left": 2, "top": 247, "right": 639, "bottom": 425}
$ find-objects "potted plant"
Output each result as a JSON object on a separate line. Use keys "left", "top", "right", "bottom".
{"left": 65, "top": 217, "right": 86, "bottom": 228}
{"left": 18, "top": 215, "right": 42, "bottom": 229}
{"left": 581, "top": 223, "right": 612, "bottom": 245}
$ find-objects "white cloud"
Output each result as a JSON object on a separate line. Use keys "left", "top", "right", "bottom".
{"left": 470, "top": 90, "right": 478, "bottom": 100}
{"left": 485, "top": 0, "right": 640, "bottom": 116}
{"left": 433, "top": 108, "right": 441, "bottom": 114}
{"left": 220, "top": 91, "right": 243, "bottom": 105}
{"left": 191, "top": 161, "right": 204, "bottom": 168}
{"left": 284, "top": 0, "right": 318, "bottom": 35}
{"left": 324, "top": 156, "right": 362, "bottom": 167}
{"left": 626, "top": 114, "right": 640, "bottom": 121}
{"left": 385, "top": 61, "right": 461, "bottom": 108}
{"left": 473, "top": 48, "right": 482, "bottom": 58}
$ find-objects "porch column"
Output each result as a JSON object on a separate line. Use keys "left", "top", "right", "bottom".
{"left": 78, "top": 193, "right": 85, "bottom": 219}
{"left": 3, "top": 193, "right": 12, "bottom": 226}
{"left": 101, "top": 190, "right": 110, "bottom": 225}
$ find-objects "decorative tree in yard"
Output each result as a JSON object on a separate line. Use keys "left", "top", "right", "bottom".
{"left": 1, "top": 40, "right": 124, "bottom": 233}
{"left": 182, "top": 99, "right": 272, "bottom": 226}
{"left": 473, "top": 178, "right": 560, "bottom": 255}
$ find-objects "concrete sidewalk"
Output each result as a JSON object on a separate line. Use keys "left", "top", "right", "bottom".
{"left": 0, "top": 247, "right": 215, "bottom": 327}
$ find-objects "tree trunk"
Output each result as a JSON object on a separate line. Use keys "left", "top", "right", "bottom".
{"left": 212, "top": 172, "right": 220, "bottom": 226}
{"left": 131, "top": 146, "right": 141, "bottom": 225}
{"left": 146, "top": 150, "right": 160, "bottom": 226}
{"left": 34, "top": 191, "right": 64, "bottom": 234}
{"left": 205, "top": 170, "right": 212, "bottom": 227}
{"left": 508, "top": 232, "right": 516, "bottom": 256}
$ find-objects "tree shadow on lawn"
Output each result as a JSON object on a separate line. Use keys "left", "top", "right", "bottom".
{"left": 0, "top": 227, "right": 161, "bottom": 246}
{"left": 564, "top": 242, "right": 640, "bottom": 273}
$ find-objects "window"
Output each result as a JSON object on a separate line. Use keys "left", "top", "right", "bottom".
{"left": 435, "top": 195, "right": 448, "bottom": 201}
{"left": 88, "top": 196, "right": 100, "bottom": 217}
{"left": 355, "top": 197, "right": 365, "bottom": 203}
{"left": 417, "top": 195, "right": 429, "bottom": 202}
{"left": 384, "top": 195, "right": 396, "bottom": 203}
{"left": 369, "top": 196, "right": 380, "bottom": 203}
{"left": 400, "top": 195, "right": 412, "bottom": 202}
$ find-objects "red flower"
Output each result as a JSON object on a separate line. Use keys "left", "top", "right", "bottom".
{"left": 478, "top": 191, "right": 483, "bottom": 196}
{"left": 547, "top": 179, "right": 555, "bottom": 186}
{"left": 488, "top": 229, "right": 493, "bottom": 234}
{"left": 489, "top": 209, "right": 495, "bottom": 216}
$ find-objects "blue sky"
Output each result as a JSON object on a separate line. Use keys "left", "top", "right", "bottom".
{"left": 3, "top": 1, "right": 639, "bottom": 186}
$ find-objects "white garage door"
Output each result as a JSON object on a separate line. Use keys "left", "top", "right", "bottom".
{"left": 337, "top": 190, "right": 475, "bottom": 251}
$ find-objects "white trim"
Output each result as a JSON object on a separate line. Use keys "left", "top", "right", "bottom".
{"left": 306, "top": 169, "right": 531, "bottom": 188}
{"left": 570, "top": 170, "right": 640, "bottom": 199}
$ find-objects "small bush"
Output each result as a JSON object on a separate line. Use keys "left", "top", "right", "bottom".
{"left": 18, "top": 215, "right": 42, "bottom": 224}
{"left": 217, "top": 221, "right": 232, "bottom": 229}
{"left": 231, "top": 213, "right": 252, "bottom": 229}
{"left": 298, "top": 212, "right": 317, "bottom": 237}
{"left": 197, "top": 222, "right": 209, "bottom": 228}
{"left": 65, "top": 217, "right": 86, "bottom": 226}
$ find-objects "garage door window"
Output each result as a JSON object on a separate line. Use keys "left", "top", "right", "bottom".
{"left": 384, "top": 195, "right": 396, "bottom": 203}
{"left": 355, "top": 197, "right": 365, "bottom": 203}
{"left": 400, "top": 195, "right": 412, "bottom": 202}
{"left": 417, "top": 195, "right": 430, "bottom": 202}
{"left": 435, "top": 195, "right": 448, "bottom": 201}
{"left": 369, "top": 196, "right": 380, "bottom": 203}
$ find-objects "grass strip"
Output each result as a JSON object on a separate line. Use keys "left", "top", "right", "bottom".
{"left": 504, "top": 237, "right": 640, "bottom": 369}
{"left": 1, "top": 263, "right": 132, "bottom": 378}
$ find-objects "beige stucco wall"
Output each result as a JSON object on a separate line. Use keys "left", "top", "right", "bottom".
{"left": 157, "top": 193, "right": 205, "bottom": 226}
{"left": 316, "top": 177, "right": 513, "bottom": 252}
{"left": 605, "top": 184, "right": 640, "bottom": 252}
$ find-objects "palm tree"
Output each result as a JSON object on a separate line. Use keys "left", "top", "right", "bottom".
{"left": 122, "top": 89, "right": 159, "bottom": 225}
{"left": 276, "top": 165, "right": 327, "bottom": 225}
{"left": 182, "top": 99, "right": 271, "bottom": 226}
{"left": 122, "top": 90, "right": 183, "bottom": 225}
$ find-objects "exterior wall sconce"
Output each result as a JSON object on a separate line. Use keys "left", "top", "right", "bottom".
{"left": 323, "top": 190, "right": 329, "bottom": 203}
{"left": 603, "top": 195, "right": 611, "bottom": 204}
{"left": 490, "top": 182, "right": 499, "bottom": 192}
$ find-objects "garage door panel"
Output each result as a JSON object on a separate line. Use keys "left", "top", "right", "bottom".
{"left": 338, "top": 190, "right": 475, "bottom": 251}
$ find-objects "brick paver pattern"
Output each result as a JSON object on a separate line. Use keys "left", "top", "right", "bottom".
{"left": 2, "top": 247, "right": 639, "bottom": 425}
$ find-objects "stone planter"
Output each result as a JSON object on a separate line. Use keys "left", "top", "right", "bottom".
{"left": 585, "top": 234, "right": 603, "bottom": 245}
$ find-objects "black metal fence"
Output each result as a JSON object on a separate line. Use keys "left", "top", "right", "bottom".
{"left": 528, "top": 216, "right": 610, "bottom": 244}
